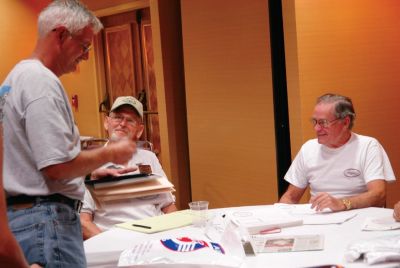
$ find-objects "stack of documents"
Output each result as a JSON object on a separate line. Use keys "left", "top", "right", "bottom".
{"left": 85, "top": 174, "right": 175, "bottom": 203}
{"left": 229, "top": 207, "right": 303, "bottom": 235}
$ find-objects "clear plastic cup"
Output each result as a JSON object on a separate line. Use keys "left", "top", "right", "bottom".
{"left": 189, "top": 201, "right": 209, "bottom": 228}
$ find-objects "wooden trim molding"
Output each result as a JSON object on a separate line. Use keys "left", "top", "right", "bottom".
{"left": 94, "top": 1, "right": 149, "bottom": 17}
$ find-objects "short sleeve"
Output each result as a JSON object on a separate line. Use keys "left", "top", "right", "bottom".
{"left": 363, "top": 139, "right": 396, "bottom": 183}
{"left": 81, "top": 187, "right": 96, "bottom": 214}
{"left": 154, "top": 192, "right": 176, "bottom": 212}
{"left": 284, "top": 146, "right": 309, "bottom": 189}
{"left": 25, "top": 96, "right": 80, "bottom": 170}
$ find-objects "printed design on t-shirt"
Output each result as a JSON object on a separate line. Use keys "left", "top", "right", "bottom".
{"left": 0, "top": 85, "right": 11, "bottom": 122}
{"left": 343, "top": 168, "right": 361, "bottom": 178}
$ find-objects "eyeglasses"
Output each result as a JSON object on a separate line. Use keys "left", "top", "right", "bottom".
{"left": 79, "top": 42, "right": 91, "bottom": 54}
{"left": 310, "top": 118, "right": 340, "bottom": 128}
{"left": 67, "top": 31, "right": 92, "bottom": 54}
{"left": 109, "top": 115, "right": 138, "bottom": 126}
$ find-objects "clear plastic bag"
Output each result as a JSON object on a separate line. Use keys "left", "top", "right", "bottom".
{"left": 345, "top": 234, "right": 400, "bottom": 265}
{"left": 118, "top": 236, "right": 244, "bottom": 267}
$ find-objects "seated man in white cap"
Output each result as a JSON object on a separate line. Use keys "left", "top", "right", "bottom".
{"left": 80, "top": 96, "right": 177, "bottom": 239}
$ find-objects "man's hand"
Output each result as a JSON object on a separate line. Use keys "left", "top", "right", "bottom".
{"left": 90, "top": 166, "right": 138, "bottom": 180}
{"left": 394, "top": 201, "right": 400, "bottom": 222}
{"left": 106, "top": 138, "right": 136, "bottom": 165}
{"left": 310, "top": 192, "right": 345, "bottom": 212}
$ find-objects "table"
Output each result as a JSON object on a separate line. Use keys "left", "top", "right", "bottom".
{"left": 84, "top": 206, "right": 400, "bottom": 268}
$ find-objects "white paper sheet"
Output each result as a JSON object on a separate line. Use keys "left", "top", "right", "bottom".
{"left": 228, "top": 207, "right": 303, "bottom": 234}
{"left": 362, "top": 216, "right": 400, "bottom": 231}
{"left": 274, "top": 203, "right": 357, "bottom": 225}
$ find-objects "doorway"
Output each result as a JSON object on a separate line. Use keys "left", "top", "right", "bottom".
{"left": 98, "top": 8, "right": 162, "bottom": 157}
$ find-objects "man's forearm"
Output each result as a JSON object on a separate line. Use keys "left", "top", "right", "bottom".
{"left": 0, "top": 233, "right": 29, "bottom": 268}
{"left": 42, "top": 147, "right": 113, "bottom": 181}
{"left": 162, "top": 203, "right": 177, "bottom": 214}
{"left": 345, "top": 190, "right": 385, "bottom": 209}
{"left": 42, "top": 139, "right": 135, "bottom": 181}
{"left": 344, "top": 180, "right": 386, "bottom": 209}
{"left": 279, "top": 184, "right": 305, "bottom": 204}
{"left": 81, "top": 220, "right": 102, "bottom": 240}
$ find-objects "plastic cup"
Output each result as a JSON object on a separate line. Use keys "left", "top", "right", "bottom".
{"left": 189, "top": 201, "right": 209, "bottom": 228}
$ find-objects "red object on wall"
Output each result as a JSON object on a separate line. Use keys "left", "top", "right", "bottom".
{"left": 71, "top": 94, "right": 78, "bottom": 111}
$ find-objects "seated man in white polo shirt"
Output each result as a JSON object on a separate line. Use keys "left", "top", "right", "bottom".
{"left": 80, "top": 96, "right": 176, "bottom": 239}
{"left": 279, "top": 93, "right": 395, "bottom": 212}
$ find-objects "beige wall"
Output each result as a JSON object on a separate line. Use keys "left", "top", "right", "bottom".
{"left": 60, "top": 55, "right": 104, "bottom": 137}
{"left": 0, "top": 0, "right": 105, "bottom": 138}
{"left": 181, "top": 0, "right": 278, "bottom": 208}
{"left": 284, "top": 0, "right": 400, "bottom": 207}
{"left": 0, "top": 1, "right": 48, "bottom": 81}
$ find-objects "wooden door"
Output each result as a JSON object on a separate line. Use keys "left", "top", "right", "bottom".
{"left": 99, "top": 9, "right": 162, "bottom": 157}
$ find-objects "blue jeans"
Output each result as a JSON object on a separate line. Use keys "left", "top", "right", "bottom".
{"left": 7, "top": 202, "right": 86, "bottom": 268}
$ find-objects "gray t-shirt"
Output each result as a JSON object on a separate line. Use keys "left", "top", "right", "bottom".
{"left": 2, "top": 59, "right": 84, "bottom": 200}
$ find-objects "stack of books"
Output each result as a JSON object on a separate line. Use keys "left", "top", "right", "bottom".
{"left": 85, "top": 173, "right": 175, "bottom": 204}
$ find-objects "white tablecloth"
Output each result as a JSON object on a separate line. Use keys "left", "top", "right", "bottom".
{"left": 84, "top": 206, "right": 400, "bottom": 268}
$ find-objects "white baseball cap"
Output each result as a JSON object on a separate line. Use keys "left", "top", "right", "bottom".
{"left": 110, "top": 96, "right": 143, "bottom": 119}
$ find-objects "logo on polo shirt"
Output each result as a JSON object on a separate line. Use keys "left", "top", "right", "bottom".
{"left": 343, "top": 168, "right": 361, "bottom": 177}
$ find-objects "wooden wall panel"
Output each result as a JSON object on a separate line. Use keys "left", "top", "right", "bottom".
{"left": 181, "top": 0, "right": 278, "bottom": 208}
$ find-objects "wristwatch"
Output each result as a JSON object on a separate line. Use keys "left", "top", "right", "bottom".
{"left": 342, "top": 199, "right": 352, "bottom": 210}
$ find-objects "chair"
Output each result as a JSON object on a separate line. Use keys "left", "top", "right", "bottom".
{"left": 137, "top": 140, "right": 154, "bottom": 152}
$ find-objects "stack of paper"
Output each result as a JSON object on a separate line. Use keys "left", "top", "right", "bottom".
{"left": 229, "top": 207, "right": 303, "bottom": 235}
{"left": 85, "top": 174, "right": 175, "bottom": 203}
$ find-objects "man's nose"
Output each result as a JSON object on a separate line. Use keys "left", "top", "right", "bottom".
{"left": 118, "top": 118, "right": 129, "bottom": 126}
{"left": 314, "top": 123, "right": 323, "bottom": 131}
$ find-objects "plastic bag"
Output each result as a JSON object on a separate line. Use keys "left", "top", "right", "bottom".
{"left": 345, "top": 234, "right": 400, "bottom": 265}
{"left": 118, "top": 236, "right": 244, "bottom": 267}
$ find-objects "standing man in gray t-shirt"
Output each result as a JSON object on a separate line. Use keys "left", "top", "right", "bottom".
{"left": 1, "top": 1, "right": 135, "bottom": 267}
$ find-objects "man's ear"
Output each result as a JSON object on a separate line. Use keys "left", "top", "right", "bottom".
{"left": 136, "top": 124, "right": 144, "bottom": 139}
{"left": 52, "top": 26, "right": 69, "bottom": 42}
{"left": 103, "top": 116, "right": 109, "bottom": 132}
{"left": 343, "top": 116, "right": 351, "bottom": 128}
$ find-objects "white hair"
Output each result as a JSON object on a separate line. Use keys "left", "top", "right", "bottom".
{"left": 38, "top": 0, "right": 103, "bottom": 37}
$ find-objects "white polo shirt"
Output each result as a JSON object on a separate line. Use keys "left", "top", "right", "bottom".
{"left": 284, "top": 133, "right": 395, "bottom": 198}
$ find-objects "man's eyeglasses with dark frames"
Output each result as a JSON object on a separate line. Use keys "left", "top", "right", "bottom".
{"left": 310, "top": 118, "right": 341, "bottom": 128}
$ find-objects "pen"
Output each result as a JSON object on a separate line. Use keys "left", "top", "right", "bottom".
{"left": 132, "top": 224, "right": 152, "bottom": 229}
